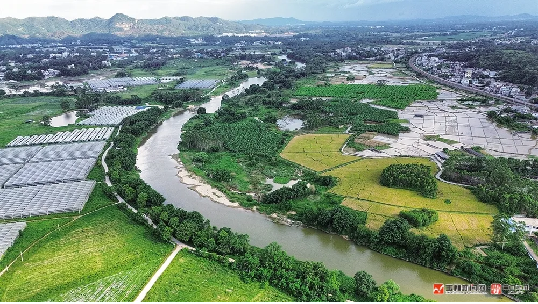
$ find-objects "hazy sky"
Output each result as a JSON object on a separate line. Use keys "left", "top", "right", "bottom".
{"left": 1, "top": 0, "right": 537, "bottom": 21}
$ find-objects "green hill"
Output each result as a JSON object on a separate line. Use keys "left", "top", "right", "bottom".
{"left": 0, "top": 13, "right": 265, "bottom": 38}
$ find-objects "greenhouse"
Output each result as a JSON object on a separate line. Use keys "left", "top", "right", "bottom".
{"left": 4, "top": 158, "right": 97, "bottom": 188}
{"left": 0, "top": 181, "right": 95, "bottom": 219}
{"left": 78, "top": 106, "right": 148, "bottom": 126}
{"left": 0, "top": 146, "right": 42, "bottom": 165}
{"left": 30, "top": 142, "right": 106, "bottom": 163}
{"left": 87, "top": 77, "right": 158, "bottom": 91}
{"left": 175, "top": 79, "right": 219, "bottom": 89}
{"left": 0, "top": 221, "right": 26, "bottom": 257}
{"left": 6, "top": 127, "right": 115, "bottom": 147}
{"left": 0, "top": 164, "right": 23, "bottom": 188}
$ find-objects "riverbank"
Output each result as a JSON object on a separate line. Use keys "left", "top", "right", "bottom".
{"left": 175, "top": 158, "right": 240, "bottom": 208}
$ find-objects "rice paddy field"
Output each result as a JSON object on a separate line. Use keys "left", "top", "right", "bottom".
{"left": 326, "top": 158, "right": 496, "bottom": 214}
{"left": 143, "top": 250, "right": 293, "bottom": 302}
{"left": 280, "top": 134, "right": 358, "bottom": 171}
{"left": 280, "top": 134, "right": 499, "bottom": 248}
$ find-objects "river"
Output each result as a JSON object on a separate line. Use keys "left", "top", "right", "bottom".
{"left": 137, "top": 77, "right": 507, "bottom": 302}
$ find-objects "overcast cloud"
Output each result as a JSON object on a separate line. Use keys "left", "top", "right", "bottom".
{"left": 0, "top": 0, "right": 537, "bottom": 21}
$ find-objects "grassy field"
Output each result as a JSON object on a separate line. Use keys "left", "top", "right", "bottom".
{"left": 368, "top": 63, "right": 394, "bottom": 69}
{"left": 128, "top": 58, "right": 232, "bottom": 80}
{"left": 0, "top": 218, "right": 73, "bottom": 270}
{"left": 423, "top": 134, "right": 459, "bottom": 145}
{"left": 0, "top": 206, "right": 173, "bottom": 302}
{"left": 280, "top": 134, "right": 358, "bottom": 171}
{"left": 417, "top": 212, "right": 494, "bottom": 248}
{"left": 144, "top": 250, "right": 293, "bottom": 302}
{"left": 0, "top": 96, "right": 83, "bottom": 146}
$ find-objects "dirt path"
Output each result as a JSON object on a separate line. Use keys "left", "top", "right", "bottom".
{"left": 523, "top": 240, "right": 538, "bottom": 264}
{"left": 133, "top": 243, "right": 189, "bottom": 302}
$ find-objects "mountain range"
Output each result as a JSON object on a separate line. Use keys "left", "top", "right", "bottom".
{"left": 0, "top": 13, "right": 263, "bottom": 39}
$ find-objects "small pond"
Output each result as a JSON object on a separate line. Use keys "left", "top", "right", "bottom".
{"left": 265, "top": 178, "right": 300, "bottom": 192}
{"left": 50, "top": 111, "right": 78, "bottom": 127}
{"left": 277, "top": 116, "right": 304, "bottom": 131}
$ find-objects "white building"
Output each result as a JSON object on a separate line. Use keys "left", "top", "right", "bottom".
{"left": 512, "top": 217, "right": 538, "bottom": 236}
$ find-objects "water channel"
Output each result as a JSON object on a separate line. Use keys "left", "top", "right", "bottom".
{"left": 137, "top": 77, "right": 507, "bottom": 302}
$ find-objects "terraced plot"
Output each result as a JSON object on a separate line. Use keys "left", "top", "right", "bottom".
{"left": 280, "top": 134, "right": 357, "bottom": 171}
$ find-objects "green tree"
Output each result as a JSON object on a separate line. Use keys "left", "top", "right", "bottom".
{"left": 136, "top": 192, "right": 148, "bottom": 208}
{"left": 41, "top": 115, "right": 51, "bottom": 126}
{"left": 372, "top": 280, "right": 399, "bottom": 302}
{"left": 354, "top": 270, "right": 376, "bottom": 299}
{"left": 377, "top": 218, "right": 411, "bottom": 246}
{"left": 492, "top": 214, "right": 525, "bottom": 250}
{"left": 60, "top": 100, "right": 71, "bottom": 112}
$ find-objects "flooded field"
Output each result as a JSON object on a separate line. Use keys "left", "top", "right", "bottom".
{"left": 352, "top": 96, "right": 538, "bottom": 159}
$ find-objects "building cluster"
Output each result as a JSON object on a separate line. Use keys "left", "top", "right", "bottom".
{"left": 416, "top": 54, "right": 531, "bottom": 101}
{"left": 330, "top": 46, "right": 408, "bottom": 62}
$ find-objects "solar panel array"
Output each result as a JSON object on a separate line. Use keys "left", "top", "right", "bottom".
{"left": 6, "top": 127, "right": 115, "bottom": 147}
{"left": 0, "top": 222, "right": 26, "bottom": 257}
{"left": 30, "top": 142, "right": 106, "bottom": 163}
{"left": 78, "top": 106, "right": 147, "bottom": 126}
{"left": 0, "top": 164, "right": 23, "bottom": 187}
{"left": 0, "top": 146, "right": 42, "bottom": 165}
{"left": 175, "top": 79, "right": 219, "bottom": 89}
{"left": 4, "top": 158, "right": 96, "bottom": 188}
{"left": 0, "top": 181, "right": 95, "bottom": 219}
{"left": 87, "top": 77, "right": 157, "bottom": 90}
